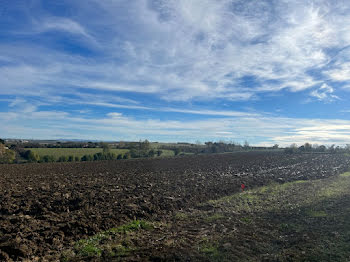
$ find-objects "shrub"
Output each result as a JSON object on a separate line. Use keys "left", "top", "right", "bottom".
{"left": 58, "top": 156, "right": 68, "bottom": 162}
{"left": 0, "top": 144, "right": 16, "bottom": 164}
{"left": 24, "top": 150, "right": 40, "bottom": 163}
{"left": 148, "top": 149, "right": 155, "bottom": 157}
{"left": 40, "top": 155, "right": 55, "bottom": 163}
{"left": 81, "top": 155, "right": 93, "bottom": 161}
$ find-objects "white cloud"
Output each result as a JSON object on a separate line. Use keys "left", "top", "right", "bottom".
{"left": 1, "top": 106, "right": 350, "bottom": 146}
{"left": 39, "top": 17, "right": 91, "bottom": 38}
{"left": 310, "top": 83, "right": 339, "bottom": 101}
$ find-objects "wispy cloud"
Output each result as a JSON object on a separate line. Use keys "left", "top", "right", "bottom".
{"left": 1, "top": 1, "right": 350, "bottom": 144}
{"left": 310, "top": 84, "right": 339, "bottom": 101}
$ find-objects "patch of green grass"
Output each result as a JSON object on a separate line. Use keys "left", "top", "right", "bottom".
{"left": 175, "top": 212, "right": 188, "bottom": 220}
{"left": 68, "top": 220, "right": 153, "bottom": 260}
{"left": 340, "top": 172, "right": 350, "bottom": 177}
{"left": 200, "top": 243, "right": 220, "bottom": 258}
{"left": 199, "top": 242, "right": 228, "bottom": 262}
{"left": 240, "top": 217, "right": 252, "bottom": 224}
{"left": 306, "top": 210, "right": 327, "bottom": 218}
{"left": 159, "top": 149, "right": 175, "bottom": 157}
{"left": 279, "top": 223, "right": 303, "bottom": 232}
{"left": 78, "top": 244, "right": 102, "bottom": 257}
{"left": 28, "top": 148, "right": 129, "bottom": 158}
{"left": 110, "top": 220, "right": 153, "bottom": 233}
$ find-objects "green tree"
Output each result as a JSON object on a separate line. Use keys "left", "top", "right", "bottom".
{"left": 101, "top": 142, "right": 110, "bottom": 153}
{"left": 25, "top": 150, "right": 40, "bottom": 163}
{"left": 304, "top": 142, "right": 312, "bottom": 152}
{"left": 0, "top": 144, "right": 16, "bottom": 163}
{"left": 148, "top": 149, "right": 155, "bottom": 157}
{"left": 174, "top": 148, "right": 181, "bottom": 156}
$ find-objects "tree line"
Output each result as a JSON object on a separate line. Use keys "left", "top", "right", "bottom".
{"left": 284, "top": 143, "right": 350, "bottom": 154}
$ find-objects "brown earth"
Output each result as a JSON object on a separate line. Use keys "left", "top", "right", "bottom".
{"left": 0, "top": 152, "right": 349, "bottom": 261}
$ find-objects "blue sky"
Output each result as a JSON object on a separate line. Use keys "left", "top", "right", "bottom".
{"left": 1, "top": 0, "right": 350, "bottom": 146}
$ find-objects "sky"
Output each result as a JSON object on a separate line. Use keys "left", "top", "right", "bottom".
{"left": 1, "top": 0, "right": 350, "bottom": 146}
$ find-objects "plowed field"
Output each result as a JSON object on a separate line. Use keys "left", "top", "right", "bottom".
{"left": 0, "top": 152, "right": 349, "bottom": 261}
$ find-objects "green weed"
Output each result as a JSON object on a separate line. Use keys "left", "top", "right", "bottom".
{"left": 306, "top": 210, "right": 327, "bottom": 217}
{"left": 205, "top": 214, "right": 225, "bottom": 222}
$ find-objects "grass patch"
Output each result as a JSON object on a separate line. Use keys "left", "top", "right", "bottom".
{"left": 78, "top": 244, "right": 102, "bottom": 257}
{"left": 279, "top": 223, "right": 303, "bottom": 232}
{"left": 28, "top": 148, "right": 129, "bottom": 158}
{"left": 200, "top": 243, "right": 221, "bottom": 260}
{"left": 199, "top": 241, "right": 229, "bottom": 262}
{"left": 306, "top": 210, "right": 327, "bottom": 218}
{"left": 240, "top": 217, "right": 252, "bottom": 224}
{"left": 175, "top": 212, "right": 188, "bottom": 220}
{"left": 159, "top": 149, "right": 175, "bottom": 157}
{"left": 109, "top": 219, "right": 153, "bottom": 233}
{"left": 65, "top": 220, "right": 153, "bottom": 260}
{"left": 340, "top": 172, "right": 350, "bottom": 177}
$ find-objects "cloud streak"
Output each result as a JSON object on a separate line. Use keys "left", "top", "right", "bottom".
{"left": 1, "top": 0, "right": 350, "bottom": 144}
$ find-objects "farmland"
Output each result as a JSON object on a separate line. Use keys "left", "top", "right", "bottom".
{"left": 0, "top": 152, "right": 350, "bottom": 261}
{"left": 27, "top": 148, "right": 129, "bottom": 159}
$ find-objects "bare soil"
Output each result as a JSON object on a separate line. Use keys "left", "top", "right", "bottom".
{"left": 0, "top": 152, "right": 349, "bottom": 261}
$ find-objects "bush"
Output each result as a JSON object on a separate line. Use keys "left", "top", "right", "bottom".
{"left": 117, "top": 154, "right": 123, "bottom": 160}
{"left": 123, "top": 153, "right": 130, "bottom": 159}
{"left": 68, "top": 155, "right": 74, "bottom": 162}
{"left": 24, "top": 150, "right": 40, "bottom": 163}
{"left": 40, "top": 155, "right": 55, "bottom": 163}
{"left": 58, "top": 156, "right": 68, "bottom": 162}
{"left": 174, "top": 148, "right": 181, "bottom": 156}
{"left": 81, "top": 155, "right": 93, "bottom": 161}
{"left": 148, "top": 149, "right": 155, "bottom": 157}
{"left": 75, "top": 156, "right": 80, "bottom": 161}
{"left": 157, "top": 150, "right": 162, "bottom": 157}
{"left": 0, "top": 144, "right": 16, "bottom": 164}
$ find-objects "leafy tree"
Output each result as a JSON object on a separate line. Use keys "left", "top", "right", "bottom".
{"left": 174, "top": 148, "right": 181, "bottom": 156}
{"left": 139, "top": 139, "right": 150, "bottom": 151}
{"left": 0, "top": 144, "right": 16, "bottom": 163}
{"left": 24, "top": 150, "right": 40, "bottom": 163}
{"left": 101, "top": 142, "right": 110, "bottom": 153}
{"left": 244, "top": 141, "right": 250, "bottom": 149}
{"left": 148, "top": 149, "right": 155, "bottom": 157}
{"left": 318, "top": 145, "right": 326, "bottom": 152}
{"left": 304, "top": 143, "right": 312, "bottom": 152}
{"left": 284, "top": 144, "right": 298, "bottom": 154}
{"left": 0, "top": 139, "right": 5, "bottom": 144}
